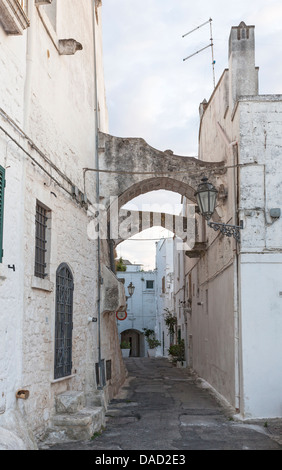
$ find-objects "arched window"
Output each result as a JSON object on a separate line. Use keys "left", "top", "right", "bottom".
{"left": 54, "top": 263, "right": 74, "bottom": 379}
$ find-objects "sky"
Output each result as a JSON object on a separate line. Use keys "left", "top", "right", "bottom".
{"left": 101, "top": 0, "right": 282, "bottom": 269}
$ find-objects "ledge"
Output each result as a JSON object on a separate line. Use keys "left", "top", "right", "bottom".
{"left": 0, "top": 0, "right": 30, "bottom": 35}
{"left": 51, "top": 374, "right": 76, "bottom": 384}
{"left": 185, "top": 242, "right": 207, "bottom": 258}
{"left": 31, "top": 276, "right": 54, "bottom": 292}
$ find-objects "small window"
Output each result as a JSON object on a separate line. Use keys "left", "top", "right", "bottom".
{"left": 146, "top": 280, "right": 154, "bottom": 289}
{"left": 0, "top": 166, "right": 5, "bottom": 263}
{"left": 106, "top": 360, "right": 112, "bottom": 381}
{"left": 34, "top": 202, "right": 50, "bottom": 279}
{"left": 95, "top": 363, "right": 100, "bottom": 386}
{"left": 178, "top": 328, "right": 181, "bottom": 343}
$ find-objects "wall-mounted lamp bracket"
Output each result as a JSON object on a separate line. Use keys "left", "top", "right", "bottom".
{"left": 207, "top": 220, "right": 243, "bottom": 243}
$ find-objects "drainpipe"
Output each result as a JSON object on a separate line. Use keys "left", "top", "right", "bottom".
{"left": 24, "top": 0, "right": 35, "bottom": 132}
{"left": 91, "top": 1, "right": 103, "bottom": 389}
{"left": 233, "top": 142, "right": 241, "bottom": 414}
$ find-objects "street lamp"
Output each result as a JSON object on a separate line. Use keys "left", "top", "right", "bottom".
{"left": 127, "top": 282, "right": 135, "bottom": 298}
{"left": 195, "top": 177, "right": 243, "bottom": 242}
{"left": 194, "top": 176, "right": 218, "bottom": 221}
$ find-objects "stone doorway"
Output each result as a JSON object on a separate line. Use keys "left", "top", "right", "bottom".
{"left": 121, "top": 329, "right": 144, "bottom": 357}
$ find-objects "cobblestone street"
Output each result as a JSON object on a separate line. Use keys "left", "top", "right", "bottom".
{"left": 46, "top": 357, "right": 282, "bottom": 451}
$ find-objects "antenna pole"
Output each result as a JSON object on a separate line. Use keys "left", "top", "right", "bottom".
{"left": 209, "top": 18, "right": 216, "bottom": 88}
{"left": 183, "top": 43, "right": 211, "bottom": 62}
{"left": 183, "top": 18, "right": 216, "bottom": 89}
{"left": 182, "top": 19, "right": 211, "bottom": 38}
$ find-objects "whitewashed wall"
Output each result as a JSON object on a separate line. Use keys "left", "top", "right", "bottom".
{"left": 155, "top": 238, "right": 175, "bottom": 356}
{"left": 238, "top": 98, "right": 282, "bottom": 418}
{"left": 187, "top": 67, "right": 238, "bottom": 409}
{"left": 172, "top": 237, "right": 186, "bottom": 350}
{"left": 0, "top": 11, "right": 32, "bottom": 447}
{"left": 184, "top": 22, "right": 282, "bottom": 418}
{"left": 0, "top": 0, "right": 125, "bottom": 448}
{"left": 117, "top": 265, "right": 157, "bottom": 357}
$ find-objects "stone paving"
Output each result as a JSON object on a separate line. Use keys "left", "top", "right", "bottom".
{"left": 46, "top": 357, "right": 282, "bottom": 451}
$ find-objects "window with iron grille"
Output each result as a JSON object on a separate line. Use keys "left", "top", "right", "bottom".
{"left": 34, "top": 202, "right": 49, "bottom": 279}
{"left": 146, "top": 280, "right": 154, "bottom": 289}
{"left": 54, "top": 263, "right": 74, "bottom": 379}
{"left": 0, "top": 166, "right": 5, "bottom": 263}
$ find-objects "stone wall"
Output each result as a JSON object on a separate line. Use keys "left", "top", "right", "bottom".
{"left": 238, "top": 97, "right": 282, "bottom": 418}
{"left": 183, "top": 22, "right": 282, "bottom": 418}
{"left": 0, "top": 0, "right": 126, "bottom": 448}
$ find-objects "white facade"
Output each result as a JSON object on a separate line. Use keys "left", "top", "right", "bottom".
{"left": 155, "top": 238, "right": 175, "bottom": 356}
{"left": 182, "top": 22, "right": 282, "bottom": 419}
{"left": 238, "top": 97, "right": 282, "bottom": 418}
{"left": 172, "top": 237, "right": 187, "bottom": 352}
{"left": 0, "top": 0, "right": 126, "bottom": 449}
{"left": 116, "top": 263, "right": 157, "bottom": 357}
{"left": 155, "top": 237, "right": 189, "bottom": 360}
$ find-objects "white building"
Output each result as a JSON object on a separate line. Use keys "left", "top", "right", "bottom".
{"left": 155, "top": 238, "right": 175, "bottom": 357}
{"left": 116, "top": 262, "right": 157, "bottom": 357}
{"left": 182, "top": 22, "right": 282, "bottom": 419}
{"left": 153, "top": 23, "right": 282, "bottom": 420}
{"left": 0, "top": 0, "right": 126, "bottom": 449}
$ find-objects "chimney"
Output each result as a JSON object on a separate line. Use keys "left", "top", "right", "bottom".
{"left": 228, "top": 22, "right": 258, "bottom": 110}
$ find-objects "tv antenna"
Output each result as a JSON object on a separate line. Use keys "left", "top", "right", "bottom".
{"left": 182, "top": 18, "right": 216, "bottom": 88}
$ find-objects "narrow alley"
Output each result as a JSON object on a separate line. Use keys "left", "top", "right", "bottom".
{"left": 46, "top": 358, "right": 282, "bottom": 451}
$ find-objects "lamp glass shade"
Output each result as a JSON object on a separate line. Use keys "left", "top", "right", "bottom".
{"left": 127, "top": 282, "right": 135, "bottom": 297}
{"left": 195, "top": 178, "right": 218, "bottom": 220}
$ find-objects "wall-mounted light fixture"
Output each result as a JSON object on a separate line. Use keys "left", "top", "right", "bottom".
{"left": 195, "top": 177, "right": 243, "bottom": 242}
{"left": 127, "top": 282, "right": 135, "bottom": 298}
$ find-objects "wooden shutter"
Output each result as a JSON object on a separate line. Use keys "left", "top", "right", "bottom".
{"left": 0, "top": 166, "right": 5, "bottom": 263}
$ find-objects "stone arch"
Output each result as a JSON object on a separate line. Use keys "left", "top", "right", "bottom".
{"left": 120, "top": 328, "right": 145, "bottom": 357}
{"left": 95, "top": 132, "right": 226, "bottom": 261}
{"left": 98, "top": 132, "right": 226, "bottom": 210}
{"left": 117, "top": 176, "right": 197, "bottom": 210}
{"left": 107, "top": 177, "right": 196, "bottom": 246}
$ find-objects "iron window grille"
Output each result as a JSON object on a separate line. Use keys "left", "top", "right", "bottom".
{"left": 146, "top": 280, "right": 154, "bottom": 289}
{"left": 54, "top": 263, "right": 74, "bottom": 379}
{"left": 34, "top": 202, "right": 49, "bottom": 279}
{"left": 0, "top": 166, "right": 5, "bottom": 263}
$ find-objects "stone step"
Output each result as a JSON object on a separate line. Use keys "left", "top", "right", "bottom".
{"left": 41, "top": 406, "right": 105, "bottom": 445}
{"left": 55, "top": 391, "right": 85, "bottom": 414}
